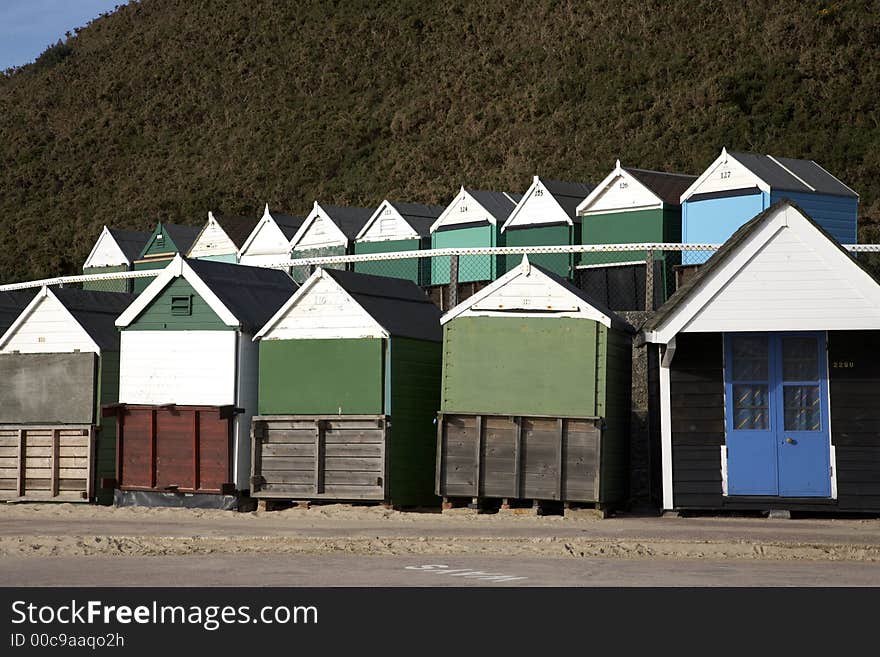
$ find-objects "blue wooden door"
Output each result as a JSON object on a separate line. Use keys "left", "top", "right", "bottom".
{"left": 725, "top": 332, "right": 831, "bottom": 497}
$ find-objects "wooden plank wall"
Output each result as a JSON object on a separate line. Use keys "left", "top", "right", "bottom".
{"left": 251, "top": 416, "right": 387, "bottom": 501}
{"left": 0, "top": 426, "right": 93, "bottom": 501}
{"left": 438, "top": 413, "right": 601, "bottom": 503}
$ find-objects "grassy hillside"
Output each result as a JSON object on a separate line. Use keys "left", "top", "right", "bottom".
{"left": 1, "top": 0, "right": 878, "bottom": 282}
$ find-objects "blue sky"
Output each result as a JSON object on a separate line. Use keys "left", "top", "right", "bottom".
{"left": 0, "top": 0, "right": 124, "bottom": 70}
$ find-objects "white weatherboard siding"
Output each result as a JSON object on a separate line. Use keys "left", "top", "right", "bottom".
{"left": 579, "top": 171, "right": 661, "bottom": 215}
{"left": 239, "top": 219, "right": 290, "bottom": 265}
{"left": 234, "top": 333, "right": 259, "bottom": 490}
{"left": 682, "top": 226, "right": 880, "bottom": 332}
{"left": 433, "top": 190, "right": 498, "bottom": 231}
{"left": 360, "top": 204, "right": 417, "bottom": 242}
{"left": 118, "top": 331, "right": 236, "bottom": 405}
{"left": 189, "top": 217, "right": 237, "bottom": 258}
{"left": 260, "top": 273, "right": 385, "bottom": 340}
{"left": 1, "top": 294, "right": 97, "bottom": 354}
{"left": 685, "top": 151, "right": 767, "bottom": 199}
{"left": 84, "top": 228, "right": 128, "bottom": 267}
{"left": 503, "top": 180, "right": 570, "bottom": 230}
{"left": 295, "top": 211, "right": 347, "bottom": 249}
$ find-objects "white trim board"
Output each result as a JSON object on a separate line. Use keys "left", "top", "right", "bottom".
{"left": 115, "top": 255, "right": 240, "bottom": 329}
{"left": 642, "top": 203, "right": 880, "bottom": 344}
{"left": 357, "top": 200, "right": 421, "bottom": 243}
{"left": 576, "top": 161, "right": 663, "bottom": 216}
{"left": 83, "top": 226, "right": 129, "bottom": 268}
{"left": 254, "top": 268, "right": 389, "bottom": 341}
{"left": 0, "top": 287, "right": 101, "bottom": 355}
{"left": 290, "top": 202, "right": 350, "bottom": 250}
{"left": 501, "top": 176, "right": 572, "bottom": 232}
{"left": 440, "top": 254, "right": 615, "bottom": 327}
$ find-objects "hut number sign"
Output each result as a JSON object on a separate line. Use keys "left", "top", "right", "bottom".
{"left": 832, "top": 361, "right": 855, "bottom": 369}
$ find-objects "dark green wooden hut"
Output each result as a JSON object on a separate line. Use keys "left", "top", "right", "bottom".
{"left": 132, "top": 222, "right": 200, "bottom": 293}
{"left": 437, "top": 255, "right": 633, "bottom": 510}
{"left": 253, "top": 267, "right": 443, "bottom": 506}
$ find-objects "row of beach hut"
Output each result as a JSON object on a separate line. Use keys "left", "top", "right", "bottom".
{"left": 5, "top": 196, "right": 880, "bottom": 515}
{"left": 82, "top": 149, "right": 859, "bottom": 299}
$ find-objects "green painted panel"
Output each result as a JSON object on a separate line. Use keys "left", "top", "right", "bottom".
{"left": 597, "top": 326, "right": 632, "bottom": 503}
{"left": 388, "top": 336, "right": 442, "bottom": 506}
{"left": 132, "top": 258, "right": 170, "bottom": 294}
{"left": 95, "top": 351, "right": 120, "bottom": 504}
{"left": 141, "top": 223, "right": 182, "bottom": 258}
{"left": 503, "top": 224, "right": 574, "bottom": 278}
{"left": 580, "top": 208, "right": 665, "bottom": 266}
{"left": 83, "top": 265, "right": 131, "bottom": 293}
{"left": 290, "top": 245, "right": 346, "bottom": 284}
{"left": 441, "top": 316, "right": 600, "bottom": 417}
{"left": 354, "top": 238, "right": 423, "bottom": 284}
{"left": 258, "top": 338, "right": 384, "bottom": 415}
{"left": 126, "top": 278, "right": 230, "bottom": 331}
{"left": 197, "top": 253, "right": 238, "bottom": 263}
{"left": 430, "top": 225, "right": 502, "bottom": 285}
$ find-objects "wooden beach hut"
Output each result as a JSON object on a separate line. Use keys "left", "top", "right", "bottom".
{"left": 187, "top": 211, "right": 260, "bottom": 263}
{"left": 436, "top": 255, "right": 633, "bottom": 511}
{"left": 575, "top": 161, "right": 696, "bottom": 308}
{"left": 82, "top": 226, "right": 151, "bottom": 292}
{"left": 353, "top": 200, "right": 443, "bottom": 284}
{"left": 236, "top": 204, "right": 303, "bottom": 269}
{"left": 680, "top": 148, "right": 858, "bottom": 263}
{"left": 251, "top": 267, "right": 442, "bottom": 506}
{"left": 429, "top": 187, "right": 520, "bottom": 286}
{"left": 107, "top": 256, "right": 296, "bottom": 508}
{"left": 500, "top": 177, "right": 594, "bottom": 279}
{"left": 640, "top": 200, "right": 880, "bottom": 514}
{"left": 0, "top": 287, "right": 134, "bottom": 503}
{"left": 288, "top": 202, "right": 373, "bottom": 283}
{"left": 132, "top": 222, "right": 200, "bottom": 293}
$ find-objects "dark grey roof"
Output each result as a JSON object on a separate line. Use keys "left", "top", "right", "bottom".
{"left": 0, "top": 290, "right": 38, "bottom": 337}
{"left": 212, "top": 215, "right": 260, "bottom": 249}
{"left": 323, "top": 268, "right": 441, "bottom": 342}
{"left": 388, "top": 202, "right": 444, "bottom": 237}
{"left": 52, "top": 288, "right": 136, "bottom": 350}
{"left": 729, "top": 152, "right": 857, "bottom": 198}
{"left": 542, "top": 179, "right": 595, "bottom": 221}
{"left": 184, "top": 258, "right": 298, "bottom": 334}
{"left": 639, "top": 199, "right": 869, "bottom": 340}
{"left": 320, "top": 205, "right": 374, "bottom": 240}
{"left": 107, "top": 228, "right": 152, "bottom": 263}
{"left": 622, "top": 168, "right": 697, "bottom": 206}
{"left": 465, "top": 190, "right": 521, "bottom": 223}
{"left": 162, "top": 223, "right": 201, "bottom": 254}
{"left": 522, "top": 260, "right": 633, "bottom": 333}
{"left": 270, "top": 213, "right": 305, "bottom": 242}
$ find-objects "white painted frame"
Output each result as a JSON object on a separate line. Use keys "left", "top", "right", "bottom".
{"left": 500, "top": 176, "right": 572, "bottom": 232}
{"left": 575, "top": 161, "right": 663, "bottom": 216}
{"left": 289, "top": 201, "right": 350, "bottom": 250}
{"left": 679, "top": 147, "right": 770, "bottom": 203}
{"left": 0, "top": 286, "right": 101, "bottom": 354}
{"left": 431, "top": 187, "right": 500, "bottom": 232}
{"left": 356, "top": 200, "right": 420, "bottom": 242}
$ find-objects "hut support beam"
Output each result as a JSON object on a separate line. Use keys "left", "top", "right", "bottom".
{"left": 314, "top": 420, "right": 325, "bottom": 494}
{"left": 659, "top": 340, "right": 676, "bottom": 510}
{"left": 50, "top": 429, "right": 60, "bottom": 497}
{"left": 513, "top": 417, "right": 522, "bottom": 499}
{"left": 473, "top": 414, "right": 482, "bottom": 497}
{"left": 16, "top": 429, "right": 25, "bottom": 497}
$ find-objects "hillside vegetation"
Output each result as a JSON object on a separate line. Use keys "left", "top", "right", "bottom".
{"left": 1, "top": 0, "right": 878, "bottom": 282}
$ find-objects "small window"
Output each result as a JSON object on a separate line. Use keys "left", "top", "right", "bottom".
{"left": 171, "top": 295, "right": 192, "bottom": 316}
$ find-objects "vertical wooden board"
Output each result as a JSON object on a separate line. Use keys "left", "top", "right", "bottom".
{"left": 442, "top": 317, "right": 598, "bottom": 417}
{"left": 480, "top": 415, "right": 517, "bottom": 498}
{"left": 259, "top": 339, "right": 384, "bottom": 415}
{"left": 440, "top": 414, "right": 478, "bottom": 495}
{"left": 155, "top": 410, "right": 195, "bottom": 490}
{"left": 563, "top": 419, "right": 600, "bottom": 501}
{"left": 120, "top": 410, "right": 152, "bottom": 488}
{"left": 199, "top": 412, "right": 231, "bottom": 492}
{"left": 520, "top": 417, "right": 561, "bottom": 499}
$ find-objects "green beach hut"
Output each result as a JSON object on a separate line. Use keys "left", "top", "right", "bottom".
{"left": 132, "top": 221, "right": 200, "bottom": 293}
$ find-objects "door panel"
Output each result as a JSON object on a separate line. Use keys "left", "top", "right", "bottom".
{"left": 725, "top": 332, "right": 830, "bottom": 497}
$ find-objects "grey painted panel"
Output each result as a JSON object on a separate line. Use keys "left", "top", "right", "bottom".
{"left": 0, "top": 353, "right": 96, "bottom": 424}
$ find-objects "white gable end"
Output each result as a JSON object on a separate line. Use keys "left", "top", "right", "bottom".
{"left": 502, "top": 179, "right": 570, "bottom": 231}
{"left": 684, "top": 150, "right": 768, "bottom": 200}
{"left": 189, "top": 215, "right": 237, "bottom": 258}
{"left": 259, "top": 272, "right": 386, "bottom": 340}
{"left": 0, "top": 293, "right": 98, "bottom": 354}
{"left": 360, "top": 203, "right": 417, "bottom": 242}
{"left": 84, "top": 227, "right": 128, "bottom": 268}
{"left": 293, "top": 205, "right": 348, "bottom": 250}
{"left": 239, "top": 218, "right": 290, "bottom": 265}
{"left": 578, "top": 171, "right": 662, "bottom": 215}
{"left": 432, "top": 190, "right": 499, "bottom": 232}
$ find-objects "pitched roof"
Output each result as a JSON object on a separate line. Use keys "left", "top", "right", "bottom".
{"left": 639, "top": 199, "right": 872, "bottom": 340}
{"left": 107, "top": 228, "right": 152, "bottom": 262}
{"left": 323, "top": 268, "right": 442, "bottom": 342}
{"left": 622, "top": 168, "right": 697, "bottom": 205}
{"left": 388, "top": 202, "right": 444, "bottom": 237}
{"left": 270, "top": 213, "right": 305, "bottom": 242}
{"left": 320, "top": 205, "right": 374, "bottom": 240}
{"left": 543, "top": 179, "right": 595, "bottom": 220}
{"left": 729, "top": 152, "right": 857, "bottom": 198}
{"left": 466, "top": 189, "right": 521, "bottom": 222}
{"left": 183, "top": 258, "right": 298, "bottom": 334}
{"left": 162, "top": 223, "right": 201, "bottom": 254}
{"left": 212, "top": 214, "right": 261, "bottom": 249}
{"left": 52, "top": 288, "right": 136, "bottom": 350}
{"left": 0, "top": 290, "right": 38, "bottom": 336}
